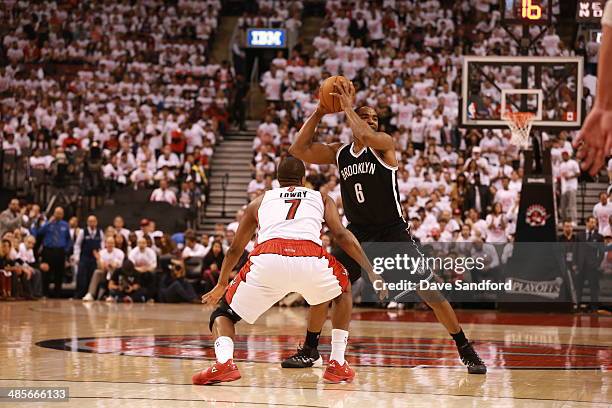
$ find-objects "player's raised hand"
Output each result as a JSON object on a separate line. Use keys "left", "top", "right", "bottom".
{"left": 330, "top": 82, "right": 354, "bottom": 112}
{"left": 201, "top": 283, "right": 227, "bottom": 305}
{"left": 574, "top": 106, "right": 612, "bottom": 176}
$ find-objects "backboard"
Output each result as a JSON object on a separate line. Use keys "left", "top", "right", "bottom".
{"left": 460, "top": 56, "right": 584, "bottom": 129}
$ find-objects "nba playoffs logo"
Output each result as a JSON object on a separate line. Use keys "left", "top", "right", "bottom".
{"left": 467, "top": 102, "right": 477, "bottom": 119}
{"left": 525, "top": 204, "right": 549, "bottom": 227}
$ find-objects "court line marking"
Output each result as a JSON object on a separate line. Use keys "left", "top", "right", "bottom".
{"left": 34, "top": 341, "right": 611, "bottom": 370}
{"left": 26, "top": 305, "right": 612, "bottom": 330}
{"left": 71, "top": 342, "right": 608, "bottom": 359}
{"left": 0, "top": 378, "right": 609, "bottom": 405}
{"left": 35, "top": 350, "right": 612, "bottom": 370}
{"left": 33, "top": 332, "right": 612, "bottom": 350}
{"left": 69, "top": 396, "right": 325, "bottom": 407}
{"left": 74, "top": 337, "right": 611, "bottom": 357}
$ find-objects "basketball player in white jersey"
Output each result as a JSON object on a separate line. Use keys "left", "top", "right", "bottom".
{"left": 575, "top": 0, "right": 612, "bottom": 175}
{"left": 192, "top": 157, "right": 386, "bottom": 385}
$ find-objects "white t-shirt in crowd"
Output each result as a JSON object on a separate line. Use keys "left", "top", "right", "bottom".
{"left": 410, "top": 118, "right": 427, "bottom": 143}
{"left": 150, "top": 188, "right": 177, "bottom": 204}
{"left": 99, "top": 248, "right": 125, "bottom": 270}
{"left": 593, "top": 201, "right": 612, "bottom": 235}
{"left": 247, "top": 179, "right": 266, "bottom": 193}
{"left": 334, "top": 17, "right": 350, "bottom": 38}
{"left": 157, "top": 153, "right": 180, "bottom": 169}
{"left": 558, "top": 159, "right": 580, "bottom": 193}
{"left": 260, "top": 75, "right": 282, "bottom": 101}
{"left": 128, "top": 247, "right": 157, "bottom": 270}
{"left": 182, "top": 243, "right": 209, "bottom": 258}
{"left": 485, "top": 214, "right": 507, "bottom": 243}
{"left": 258, "top": 121, "right": 279, "bottom": 135}
{"left": 30, "top": 155, "right": 54, "bottom": 169}
{"left": 18, "top": 243, "right": 35, "bottom": 264}
{"left": 470, "top": 219, "right": 489, "bottom": 240}
{"left": 494, "top": 188, "right": 518, "bottom": 213}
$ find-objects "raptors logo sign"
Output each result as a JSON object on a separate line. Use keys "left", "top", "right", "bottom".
{"left": 525, "top": 204, "right": 549, "bottom": 227}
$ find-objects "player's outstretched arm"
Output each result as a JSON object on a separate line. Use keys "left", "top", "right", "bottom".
{"left": 574, "top": 4, "right": 612, "bottom": 176}
{"left": 322, "top": 195, "right": 388, "bottom": 300}
{"left": 288, "top": 105, "right": 341, "bottom": 164}
{"left": 331, "top": 82, "right": 394, "bottom": 151}
{"left": 202, "top": 196, "right": 261, "bottom": 305}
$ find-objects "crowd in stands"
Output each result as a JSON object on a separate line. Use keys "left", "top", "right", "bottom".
{"left": 237, "top": 0, "right": 303, "bottom": 32}
{"left": 252, "top": 0, "right": 608, "bottom": 248}
{"left": 0, "top": 198, "right": 248, "bottom": 302}
{"left": 1, "top": 180, "right": 610, "bottom": 308}
{"left": 234, "top": 0, "right": 304, "bottom": 61}
{"left": 0, "top": 0, "right": 235, "bottom": 212}
{"left": 1, "top": 0, "right": 611, "bottom": 309}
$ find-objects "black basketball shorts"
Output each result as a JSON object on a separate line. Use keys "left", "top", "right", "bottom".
{"left": 330, "top": 222, "right": 436, "bottom": 285}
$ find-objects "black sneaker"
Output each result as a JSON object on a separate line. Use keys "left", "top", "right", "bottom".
{"left": 458, "top": 342, "right": 487, "bottom": 374}
{"left": 281, "top": 345, "right": 323, "bottom": 368}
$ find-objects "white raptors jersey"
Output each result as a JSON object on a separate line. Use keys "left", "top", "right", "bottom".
{"left": 257, "top": 186, "right": 324, "bottom": 245}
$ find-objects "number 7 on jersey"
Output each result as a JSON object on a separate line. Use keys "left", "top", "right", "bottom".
{"left": 285, "top": 199, "right": 301, "bottom": 220}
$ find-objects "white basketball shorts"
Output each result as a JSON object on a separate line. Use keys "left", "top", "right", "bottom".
{"left": 224, "top": 238, "right": 350, "bottom": 324}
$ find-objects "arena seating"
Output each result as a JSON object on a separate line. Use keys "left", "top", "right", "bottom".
{"left": 0, "top": 0, "right": 609, "bottom": 305}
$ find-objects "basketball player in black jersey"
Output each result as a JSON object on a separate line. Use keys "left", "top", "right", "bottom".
{"left": 283, "top": 80, "right": 486, "bottom": 374}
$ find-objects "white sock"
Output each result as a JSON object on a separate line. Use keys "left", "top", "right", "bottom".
{"left": 329, "top": 329, "right": 348, "bottom": 365}
{"left": 214, "top": 336, "right": 234, "bottom": 364}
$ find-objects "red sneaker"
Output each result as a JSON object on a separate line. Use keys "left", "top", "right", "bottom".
{"left": 192, "top": 359, "right": 241, "bottom": 385}
{"left": 323, "top": 360, "right": 355, "bottom": 383}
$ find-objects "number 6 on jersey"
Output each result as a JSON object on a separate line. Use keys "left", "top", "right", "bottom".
{"left": 354, "top": 183, "right": 365, "bottom": 203}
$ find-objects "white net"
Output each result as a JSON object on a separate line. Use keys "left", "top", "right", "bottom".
{"left": 502, "top": 112, "right": 535, "bottom": 149}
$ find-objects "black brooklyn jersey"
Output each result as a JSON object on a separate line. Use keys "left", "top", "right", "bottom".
{"left": 336, "top": 143, "right": 405, "bottom": 229}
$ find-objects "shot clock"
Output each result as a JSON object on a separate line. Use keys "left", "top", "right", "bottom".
{"left": 501, "top": 0, "right": 553, "bottom": 25}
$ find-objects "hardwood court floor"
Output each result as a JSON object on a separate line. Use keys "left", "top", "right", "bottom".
{"left": 0, "top": 300, "right": 611, "bottom": 407}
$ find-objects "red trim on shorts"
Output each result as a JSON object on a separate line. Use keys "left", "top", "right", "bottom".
{"left": 225, "top": 260, "right": 252, "bottom": 304}
{"left": 322, "top": 249, "right": 350, "bottom": 293}
{"left": 248, "top": 238, "right": 349, "bottom": 292}
{"left": 250, "top": 238, "right": 326, "bottom": 257}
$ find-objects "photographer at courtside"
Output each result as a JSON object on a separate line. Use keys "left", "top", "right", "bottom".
{"left": 158, "top": 258, "right": 199, "bottom": 303}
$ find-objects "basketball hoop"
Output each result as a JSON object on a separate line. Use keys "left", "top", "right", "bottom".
{"left": 502, "top": 112, "right": 535, "bottom": 149}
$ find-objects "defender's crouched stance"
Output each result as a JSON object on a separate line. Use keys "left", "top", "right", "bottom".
{"left": 192, "top": 157, "right": 386, "bottom": 385}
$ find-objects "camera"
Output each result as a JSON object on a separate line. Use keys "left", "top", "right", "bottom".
{"left": 170, "top": 260, "right": 185, "bottom": 278}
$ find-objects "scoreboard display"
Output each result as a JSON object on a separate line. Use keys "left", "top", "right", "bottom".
{"left": 576, "top": 0, "right": 605, "bottom": 23}
{"left": 501, "top": 0, "right": 553, "bottom": 25}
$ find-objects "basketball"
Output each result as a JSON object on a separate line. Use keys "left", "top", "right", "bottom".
{"left": 319, "top": 75, "right": 353, "bottom": 113}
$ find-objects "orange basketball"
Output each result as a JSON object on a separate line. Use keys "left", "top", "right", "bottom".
{"left": 319, "top": 75, "right": 354, "bottom": 113}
